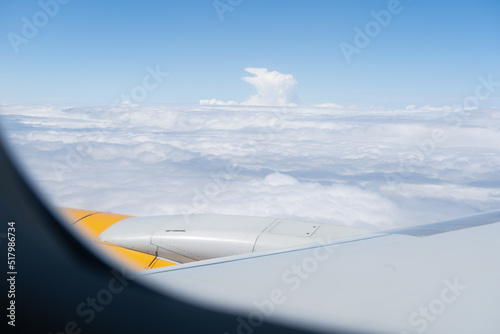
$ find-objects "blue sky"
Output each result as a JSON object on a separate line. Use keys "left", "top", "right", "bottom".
{"left": 1, "top": 0, "right": 499, "bottom": 107}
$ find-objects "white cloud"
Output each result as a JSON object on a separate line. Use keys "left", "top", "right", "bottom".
{"left": 241, "top": 67, "right": 299, "bottom": 106}
{"left": 193, "top": 172, "right": 401, "bottom": 229}
{"left": 199, "top": 99, "right": 238, "bottom": 106}
{"left": 314, "top": 103, "right": 342, "bottom": 108}
{"left": 200, "top": 67, "right": 299, "bottom": 107}
{"left": 2, "top": 104, "right": 500, "bottom": 229}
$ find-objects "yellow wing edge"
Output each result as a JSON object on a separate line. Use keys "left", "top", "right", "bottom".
{"left": 59, "top": 208, "right": 176, "bottom": 270}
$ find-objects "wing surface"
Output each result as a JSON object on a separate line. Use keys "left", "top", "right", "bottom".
{"left": 137, "top": 211, "right": 500, "bottom": 334}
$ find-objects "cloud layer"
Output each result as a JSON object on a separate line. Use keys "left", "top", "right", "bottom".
{"left": 2, "top": 104, "right": 500, "bottom": 230}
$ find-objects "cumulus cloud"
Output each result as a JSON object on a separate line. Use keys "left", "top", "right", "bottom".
{"left": 241, "top": 67, "right": 299, "bottom": 106}
{"left": 200, "top": 67, "right": 299, "bottom": 107}
{"left": 2, "top": 104, "right": 500, "bottom": 229}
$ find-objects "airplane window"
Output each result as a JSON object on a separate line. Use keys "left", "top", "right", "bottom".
{"left": 1, "top": 1, "right": 499, "bottom": 333}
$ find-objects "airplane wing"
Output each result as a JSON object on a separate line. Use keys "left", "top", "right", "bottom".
{"left": 126, "top": 210, "right": 500, "bottom": 334}
{"left": 61, "top": 206, "right": 500, "bottom": 333}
